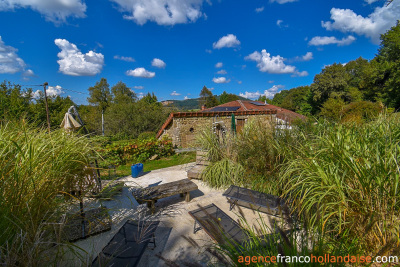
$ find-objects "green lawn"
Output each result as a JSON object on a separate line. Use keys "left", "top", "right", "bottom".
{"left": 100, "top": 152, "right": 196, "bottom": 179}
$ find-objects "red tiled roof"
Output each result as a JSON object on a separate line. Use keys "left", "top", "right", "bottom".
{"left": 203, "top": 100, "right": 307, "bottom": 122}
{"left": 156, "top": 100, "right": 306, "bottom": 138}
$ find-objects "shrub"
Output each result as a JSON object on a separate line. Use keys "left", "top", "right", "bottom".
{"left": 340, "top": 101, "right": 383, "bottom": 124}
{"left": 98, "top": 137, "right": 174, "bottom": 167}
{"left": 138, "top": 131, "right": 156, "bottom": 140}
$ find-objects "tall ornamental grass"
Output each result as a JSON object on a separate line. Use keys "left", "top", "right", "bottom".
{"left": 0, "top": 120, "right": 97, "bottom": 265}
{"left": 196, "top": 117, "right": 291, "bottom": 190}
{"left": 280, "top": 115, "right": 400, "bottom": 255}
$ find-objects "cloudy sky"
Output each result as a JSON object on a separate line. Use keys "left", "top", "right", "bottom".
{"left": 0, "top": 0, "right": 398, "bottom": 103}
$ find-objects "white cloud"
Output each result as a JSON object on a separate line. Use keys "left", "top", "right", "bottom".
{"left": 133, "top": 85, "right": 144, "bottom": 89}
{"left": 22, "top": 69, "right": 35, "bottom": 80}
{"left": 276, "top": 19, "right": 289, "bottom": 28}
{"left": 110, "top": 0, "right": 205, "bottom": 25}
{"left": 217, "top": 69, "right": 227, "bottom": 74}
{"left": 238, "top": 81, "right": 242, "bottom": 84}
{"left": 126, "top": 67, "right": 155, "bottom": 78}
{"left": 245, "top": 49, "right": 299, "bottom": 74}
{"left": 265, "top": 84, "right": 284, "bottom": 98}
{"left": 255, "top": 6, "right": 264, "bottom": 13}
{"left": 0, "top": 36, "right": 29, "bottom": 74}
{"left": 184, "top": 96, "right": 190, "bottom": 100}
{"left": 205, "top": 49, "right": 212, "bottom": 54}
{"left": 114, "top": 55, "right": 135, "bottom": 62}
{"left": 137, "top": 92, "right": 144, "bottom": 99}
{"left": 151, "top": 58, "right": 166, "bottom": 68}
{"left": 23, "top": 69, "right": 34, "bottom": 76}
{"left": 365, "top": 0, "right": 379, "bottom": 3}
{"left": 239, "top": 91, "right": 262, "bottom": 99}
{"left": 292, "top": 52, "right": 313, "bottom": 62}
{"left": 32, "top": 85, "right": 64, "bottom": 99}
{"left": 170, "top": 91, "right": 181, "bottom": 96}
{"left": 292, "top": 70, "right": 309, "bottom": 77}
{"left": 213, "top": 34, "right": 240, "bottom": 49}
{"left": 55, "top": 39, "right": 104, "bottom": 76}
{"left": 46, "top": 85, "right": 64, "bottom": 97}
{"left": 0, "top": 0, "right": 86, "bottom": 23}
{"left": 308, "top": 35, "right": 356, "bottom": 46}
{"left": 321, "top": 2, "right": 400, "bottom": 44}
{"left": 301, "top": 52, "right": 313, "bottom": 61}
{"left": 240, "top": 85, "right": 284, "bottom": 100}
{"left": 270, "top": 0, "right": 297, "bottom": 4}
{"left": 212, "top": 77, "right": 230, "bottom": 84}
{"left": 215, "top": 62, "right": 223, "bottom": 68}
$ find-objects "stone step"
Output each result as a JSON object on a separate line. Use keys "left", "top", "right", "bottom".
{"left": 196, "top": 150, "right": 210, "bottom": 166}
{"left": 187, "top": 164, "right": 206, "bottom": 180}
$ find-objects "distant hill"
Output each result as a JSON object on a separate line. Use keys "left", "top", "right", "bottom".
{"left": 162, "top": 95, "right": 249, "bottom": 111}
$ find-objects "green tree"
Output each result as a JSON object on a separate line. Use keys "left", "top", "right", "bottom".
{"left": 105, "top": 92, "right": 168, "bottom": 139}
{"left": 140, "top": 92, "right": 158, "bottom": 105}
{"left": 88, "top": 78, "right": 112, "bottom": 111}
{"left": 280, "top": 86, "right": 311, "bottom": 113}
{"left": 256, "top": 95, "right": 272, "bottom": 104}
{"left": 199, "top": 86, "right": 219, "bottom": 108}
{"left": 219, "top": 91, "right": 239, "bottom": 104}
{"left": 88, "top": 78, "right": 112, "bottom": 135}
{"left": 375, "top": 21, "right": 400, "bottom": 109}
{"left": 378, "top": 21, "right": 400, "bottom": 63}
{"left": 112, "top": 81, "right": 136, "bottom": 104}
{"left": 319, "top": 97, "right": 345, "bottom": 121}
{"left": 310, "top": 63, "right": 350, "bottom": 109}
{"left": 271, "top": 90, "right": 291, "bottom": 106}
{"left": 0, "top": 81, "right": 32, "bottom": 121}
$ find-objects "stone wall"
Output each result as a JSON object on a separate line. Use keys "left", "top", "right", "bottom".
{"left": 159, "top": 114, "right": 276, "bottom": 148}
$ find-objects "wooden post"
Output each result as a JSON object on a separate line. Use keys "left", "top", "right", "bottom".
{"left": 43, "top": 82, "right": 51, "bottom": 133}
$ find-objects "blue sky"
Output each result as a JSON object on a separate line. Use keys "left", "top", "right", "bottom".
{"left": 0, "top": 0, "right": 398, "bottom": 104}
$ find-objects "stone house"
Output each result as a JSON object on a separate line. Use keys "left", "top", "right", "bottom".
{"left": 156, "top": 100, "right": 306, "bottom": 148}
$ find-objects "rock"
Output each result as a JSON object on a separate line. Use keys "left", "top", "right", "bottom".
{"left": 149, "top": 154, "right": 159, "bottom": 161}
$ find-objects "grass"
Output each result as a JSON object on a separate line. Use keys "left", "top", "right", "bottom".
{"left": 0, "top": 120, "right": 97, "bottom": 266}
{"left": 99, "top": 151, "right": 196, "bottom": 178}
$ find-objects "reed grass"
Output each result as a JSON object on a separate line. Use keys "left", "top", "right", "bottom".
{"left": 280, "top": 114, "right": 400, "bottom": 255}
{"left": 197, "top": 113, "right": 400, "bottom": 258}
{"left": 0, "top": 120, "right": 97, "bottom": 265}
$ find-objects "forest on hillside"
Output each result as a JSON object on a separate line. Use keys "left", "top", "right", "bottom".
{"left": 258, "top": 22, "right": 400, "bottom": 123}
